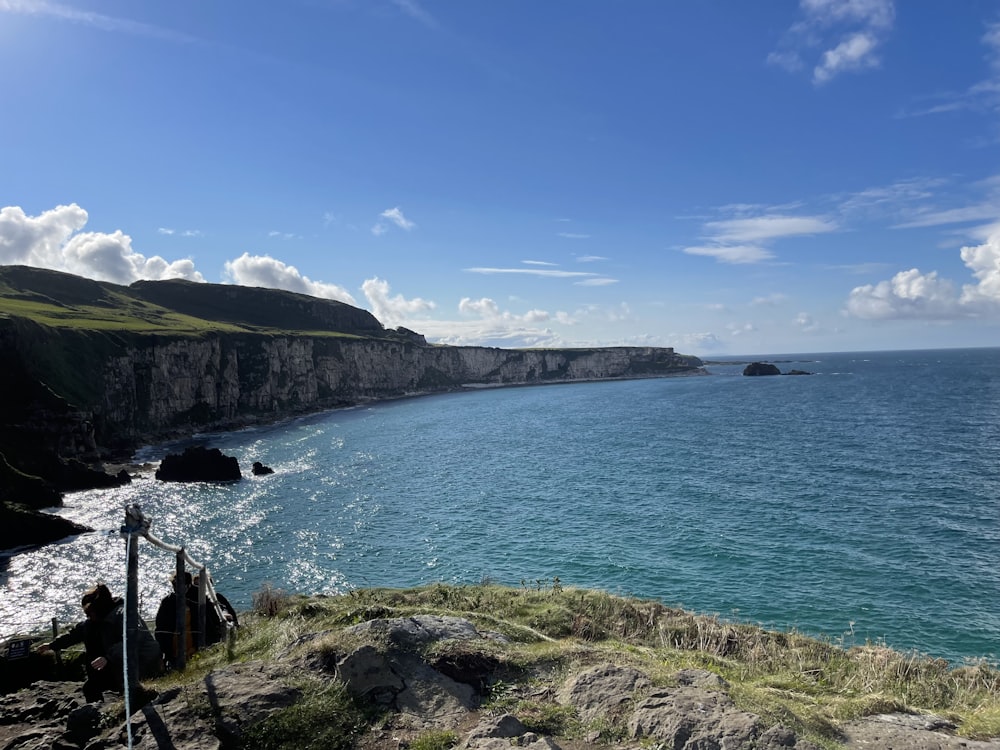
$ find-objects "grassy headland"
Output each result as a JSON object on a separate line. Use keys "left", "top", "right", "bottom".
{"left": 135, "top": 582, "right": 1000, "bottom": 749}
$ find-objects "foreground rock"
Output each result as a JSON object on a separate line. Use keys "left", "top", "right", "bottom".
{"left": 155, "top": 446, "right": 242, "bottom": 482}
{"left": 6, "top": 613, "right": 993, "bottom": 749}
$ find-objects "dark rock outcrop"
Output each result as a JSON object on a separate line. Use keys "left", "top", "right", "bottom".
{"left": 743, "top": 362, "right": 781, "bottom": 376}
{"left": 155, "top": 446, "right": 242, "bottom": 483}
{"left": 251, "top": 461, "right": 274, "bottom": 476}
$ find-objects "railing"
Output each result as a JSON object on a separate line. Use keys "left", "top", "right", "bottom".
{"left": 120, "top": 503, "right": 233, "bottom": 683}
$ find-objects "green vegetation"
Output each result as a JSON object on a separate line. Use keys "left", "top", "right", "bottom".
{"left": 147, "top": 582, "right": 1000, "bottom": 749}
{"left": 0, "top": 265, "right": 383, "bottom": 337}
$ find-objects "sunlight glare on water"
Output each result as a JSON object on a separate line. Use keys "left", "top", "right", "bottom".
{"left": 3, "top": 349, "right": 999, "bottom": 664}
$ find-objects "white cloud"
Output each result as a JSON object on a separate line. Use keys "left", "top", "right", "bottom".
{"left": 361, "top": 277, "right": 435, "bottom": 327}
{"left": 894, "top": 202, "right": 1000, "bottom": 229}
{"left": 845, "top": 228, "right": 1000, "bottom": 319}
{"left": 371, "top": 223, "right": 387, "bottom": 236}
{"left": 0, "top": 0, "right": 200, "bottom": 43}
{"left": 845, "top": 268, "right": 960, "bottom": 319}
{"left": 574, "top": 278, "right": 619, "bottom": 286}
{"left": 557, "top": 232, "right": 590, "bottom": 239}
{"left": 223, "top": 253, "right": 356, "bottom": 304}
{"left": 684, "top": 212, "right": 835, "bottom": 265}
{"left": 372, "top": 206, "right": 417, "bottom": 234}
{"left": 682, "top": 245, "right": 775, "bottom": 264}
{"left": 522, "top": 260, "right": 558, "bottom": 266}
{"left": 391, "top": 0, "right": 438, "bottom": 29}
{"left": 465, "top": 266, "right": 598, "bottom": 278}
{"left": 0, "top": 203, "right": 204, "bottom": 284}
{"left": 897, "top": 20, "right": 1000, "bottom": 117}
{"left": 796, "top": 312, "right": 820, "bottom": 332}
{"left": 751, "top": 293, "right": 788, "bottom": 307}
{"left": 814, "top": 32, "right": 879, "bottom": 84}
{"left": 705, "top": 215, "right": 837, "bottom": 243}
{"left": 769, "top": 0, "right": 894, "bottom": 85}
{"left": 576, "top": 255, "right": 607, "bottom": 262}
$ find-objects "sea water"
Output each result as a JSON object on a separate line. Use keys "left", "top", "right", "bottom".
{"left": 2, "top": 348, "right": 998, "bottom": 664}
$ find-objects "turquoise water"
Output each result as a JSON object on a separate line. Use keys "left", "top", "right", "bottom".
{"left": 3, "top": 348, "right": 999, "bottom": 664}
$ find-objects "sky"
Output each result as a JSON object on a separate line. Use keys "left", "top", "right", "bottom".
{"left": 2, "top": 0, "right": 1000, "bottom": 357}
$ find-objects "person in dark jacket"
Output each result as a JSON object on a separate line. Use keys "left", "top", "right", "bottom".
{"left": 37, "top": 583, "right": 161, "bottom": 702}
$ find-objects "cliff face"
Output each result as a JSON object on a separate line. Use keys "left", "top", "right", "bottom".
{"left": 0, "top": 266, "right": 704, "bottom": 460}
{"left": 96, "top": 334, "right": 702, "bottom": 449}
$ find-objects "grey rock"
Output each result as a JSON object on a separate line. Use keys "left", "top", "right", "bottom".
{"left": 556, "top": 662, "right": 651, "bottom": 722}
{"left": 628, "top": 686, "right": 761, "bottom": 749}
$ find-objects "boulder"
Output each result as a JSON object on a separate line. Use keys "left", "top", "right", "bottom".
{"left": 556, "top": 662, "right": 651, "bottom": 722}
{"left": 155, "top": 446, "right": 242, "bottom": 482}
{"left": 743, "top": 362, "right": 781, "bottom": 376}
{"left": 251, "top": 461, "right": 274, "bottom": 476}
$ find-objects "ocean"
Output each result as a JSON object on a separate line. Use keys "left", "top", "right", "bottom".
{"left": 2, "top": 348, "right": 998, "bottom": 664}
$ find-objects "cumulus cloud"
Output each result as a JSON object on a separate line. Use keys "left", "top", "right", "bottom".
{"left": 361, "top": 277, "right": 435, "bottom": 327}
{"left": 372, "top": 206, "right": 416, "bottom": 235}
{"left": 0, "top": 203, "right": 204, "bottom": 284}
{"left": 845, "top": 229, "right": 1000, "bottom": 319}
{"left": 223, "top": 253, "right": 356, "bottom": 304}
{"left": 769, "top": 0, "right": 894, "bottom": 85}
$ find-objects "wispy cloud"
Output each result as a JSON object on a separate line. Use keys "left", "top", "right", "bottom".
{"left": 682, "top": 245, "right": 775, "bottom": 264}
{"left": 897, "top": 21, "right": 1000, "bottom": 117}
{"left": 522, "top": 260, "right": 558, "bottom": 267}
{"left": 465, "top": 267, "right": 599, "bottom": 279}
{"left": 0, "top": 0, "right": 200, "bottom": 43}
{"left": 574, "top": 278, "right": 618, "bottom": 286}
{"left": 576, "top": 255, "right": 608, "bottom": 263}
{"left": 705, "top": 215, "right": 837, "bottom": 243}
{"left": 682, "top": 212, "right": 835, "bottom": 264}
{"left": 390, "top": 0, "right": 438, "bottom": 30}
{"left": 751, "top": 293, "right": 788, "bottom": 307}
{"left": 557, "top": 232, "right": 591, "bottom": 239}
{"left": 372, "top": 206, "right": 416, "bottom": 235}
{"left": 768, "top": 0, "right": 895, "bottom": 85}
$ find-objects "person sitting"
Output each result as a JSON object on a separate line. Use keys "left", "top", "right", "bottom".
{"left": 155, "top": 572, "right": 195, "bottom": 670}
{"left": 37, "top": 583, "right": 161, "bottom": 703}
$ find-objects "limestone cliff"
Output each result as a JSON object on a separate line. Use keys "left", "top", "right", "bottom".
{"left": 0, "top": 266, "right": 704, "bottom": 461}
{"left": 97, "top": 335, "right": 701, "bottom": 450}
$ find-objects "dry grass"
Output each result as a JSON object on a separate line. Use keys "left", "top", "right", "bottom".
{"left": 155, "top": 582, "right": 1000, "bottom": 747}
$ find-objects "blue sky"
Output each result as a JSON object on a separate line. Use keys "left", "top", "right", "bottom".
{"left": 2, "top": 0, "right": 999, "bottom": 356}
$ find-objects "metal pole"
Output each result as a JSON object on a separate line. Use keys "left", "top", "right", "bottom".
{"left": 125, "top": 528, "right": 140, "bottom": 694}
{"left": 196, "top": 568, "right": 207, "bottom": 650}
{"left": 51, "top": 617, "right": 62, "bottom": 669}
{"left": 174, "top": 550, "right": 186, "bottom": 671}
